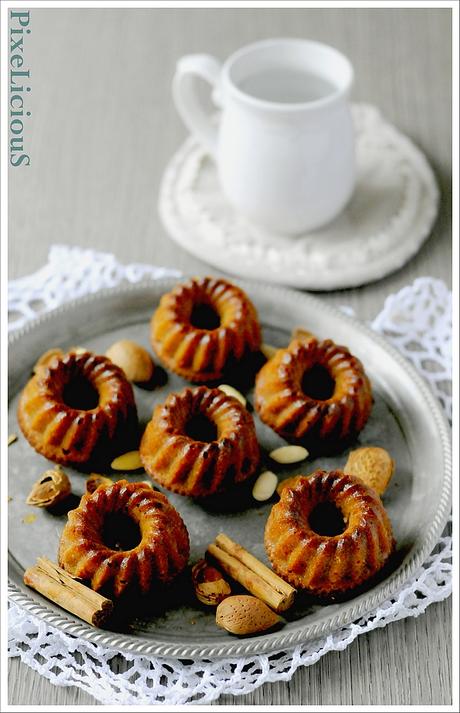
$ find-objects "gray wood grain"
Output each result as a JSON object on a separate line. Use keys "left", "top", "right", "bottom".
{"left": 8, "top": 7, "right": 452, "bottom": 706}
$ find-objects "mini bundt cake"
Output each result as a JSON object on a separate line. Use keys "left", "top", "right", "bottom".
{"left": 140, "top": 386, "right": 260, "bottom": 497}
{"left": 255, "top": 336, "right": 372, "bottom": 453}
{"left": 265, "top": 470, "right": 394, "bottom": 597}
{"left": 59, "top": 479, "right": 190, "bottom": 597}
{"left": 151, "top": 276, "right": 261, "bottom": 382}
{"left": 18, "top": 351, "right": 138, "bottom": 466}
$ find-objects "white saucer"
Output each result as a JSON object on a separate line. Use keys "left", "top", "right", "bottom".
{"left": 159, "top": 104, "right": 439, "bottom": 290}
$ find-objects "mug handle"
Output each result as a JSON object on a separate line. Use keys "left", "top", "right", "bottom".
{"left": 173, "top": 54, "right": 222, "bottom": 157}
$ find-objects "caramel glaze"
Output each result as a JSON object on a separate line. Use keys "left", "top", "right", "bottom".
{"left": 265, "top": 470, "right": 395, "bottom": 597}
{"left": 140, "top": 386, "right": 260, "bottom": 498}
{"left": 18, "top": 351, "right": 138, "bottom": 466}
{"left": 255, "top": 337, "right": 372, "bottom": 453}
{"left": 59, "top": 480, "right": 190, "bottom": 597}
{"left": 151, "top": 276, "right": 261, "bottom": 382}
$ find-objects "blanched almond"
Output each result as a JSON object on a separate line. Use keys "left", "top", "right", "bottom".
{"left": 106, "top": 340, "right": 154, "bottom": 383}
{"left": 218, "top": 384, "right": 246, "bottom": 407}
{"left": 192, "top": 559, "right": 231, "bottom": 606}
{"left": 26, "top": 468, "right": 71, "bottom": 508}
{"left": 344, "top": 446, "right": 395, "bottom": 495}
{"left": 216, "top": 595, "right": 280, "bottom": 635}
{"left": 111, "top": 451, "right": 143, "bottom": 471}
{"left": 8, "top": 434, "right": 18, "bottom": 446}
{"left": 252, "top": 471, "right": 278, "bottom": 502}
{"left": 269, "top": 445, "right": 309, "bottom": 464}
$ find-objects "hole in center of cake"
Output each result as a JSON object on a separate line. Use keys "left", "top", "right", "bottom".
{"left": 301, "top": 364, "right": 335, "bottom": 400}
{"left": 185, "top": 413, "right": 218, "bottom": 442}
{"left": 190, "top": 302, "right": 221, "bottom": 330}
{"left": 102, "top": 512, "right": 142, "bottom": 551}
{"left": 62, "top": 377, "right": 99, "bottom": 410}
{"left": 308, "top": 501, "right": 346, "bottom": 536}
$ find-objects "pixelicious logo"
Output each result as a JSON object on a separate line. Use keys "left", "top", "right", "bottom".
{"left": 9, "top": 10, "right": 31, "bottom": 167}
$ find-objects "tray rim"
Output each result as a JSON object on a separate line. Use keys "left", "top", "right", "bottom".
{"left": 8, "top": 278, "right": 452, "bottom": 660}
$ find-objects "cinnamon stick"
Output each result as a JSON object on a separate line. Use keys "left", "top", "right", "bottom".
{"left": 207, "top": 534, "right": 296, "bottom": 612}
{"left": 23, "top": 557, "right": 113, "bottom": 627}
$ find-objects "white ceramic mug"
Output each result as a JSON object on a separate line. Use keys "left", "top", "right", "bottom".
{"left": 173, "top": 38, "right": 355, "bottom": 235}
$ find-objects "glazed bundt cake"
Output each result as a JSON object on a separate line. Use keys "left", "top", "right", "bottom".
{"left": 151, "top": 276, "right": 261, "bottom": 382}
{"left": 255, "top": 336, "right": 372, "bottom": 453}
{"left": 140, "top": 386, "right": 260, "bottom": 497}
{"left": 18, "top": 351, "right": 138, "bottom": 466}
{"left": 265, "top": 470, "right": 394, "bottom": 597}
{"left": 59, "top": 479, "right": 190, "bottom": 597}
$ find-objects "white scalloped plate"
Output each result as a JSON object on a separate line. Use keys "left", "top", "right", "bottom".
{"left": 8, "top": 279, "right": 451, "bottom": 659}
{"left": 159, "top": 104, "right": 439, "bottom": 290}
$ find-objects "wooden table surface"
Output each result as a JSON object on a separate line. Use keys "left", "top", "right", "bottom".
{"left": 8, "top": 7, "right": 452, "bottom": 706}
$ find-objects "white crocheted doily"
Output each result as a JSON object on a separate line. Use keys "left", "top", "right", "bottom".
{"left": 8, "top": 246, "right": 452, "bottom": 705}
{"left": 159, "top": 103, "right": 439, "bottom": 290}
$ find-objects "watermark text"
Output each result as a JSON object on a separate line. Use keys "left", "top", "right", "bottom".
{"left": 9, "top": 10, "right": 31, "bottom": 167}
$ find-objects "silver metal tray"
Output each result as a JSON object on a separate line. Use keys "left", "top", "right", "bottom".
{"left": 8, "top": 279, "right": 451, "bottom": 659}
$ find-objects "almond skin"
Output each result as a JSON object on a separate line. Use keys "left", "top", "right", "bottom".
{"left": 216, "top": 595, "right": 281, "bottom": 635}
{"left": 26, "top": 468, "right": 71, "bottom": 508}
{"left": 192, "top": 559, "right": 231, "bottom": 606}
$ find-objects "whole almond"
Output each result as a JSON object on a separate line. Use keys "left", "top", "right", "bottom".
{"left": 216, "top": 595, "right": 280, "bottom": 635}
{"left": 344, "top": 446, "right": 395, "bottom": 495}
{"left": 106, "top": 340, "right": 154, "bottom": 383}
{"left": 270, "top": 445, "right": 309, "bottom": 464}
{"left": 218, "top": 384, "right": 246, "bottom": 407}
